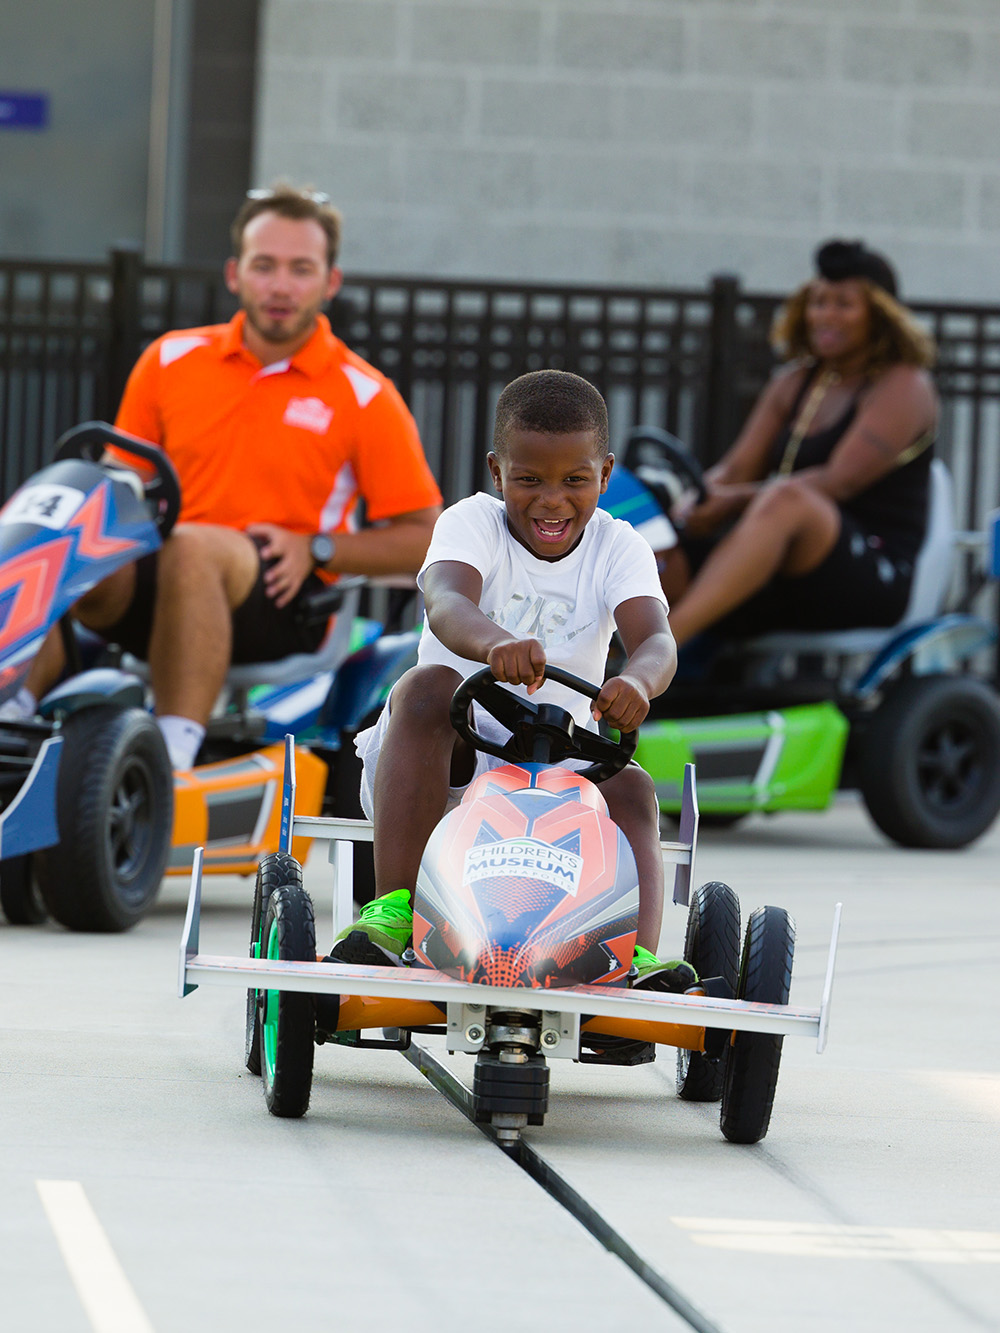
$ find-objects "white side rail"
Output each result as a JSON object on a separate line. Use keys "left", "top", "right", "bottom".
{"left": 178, "top": 844, "right": 842, "bottom": 1051}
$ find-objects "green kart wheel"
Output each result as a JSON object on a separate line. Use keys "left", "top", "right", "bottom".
{"left": 676, "top": 881, "right": 741, "bottom": 1103}
{"left": 720, "top": 905, "right": 795, "bottom": 1144}
{"left": 260, "top": 882, "right": 316, "bottom": 1118}
{"left": 245, "top": 851, "right": 303, "bottom": 1074}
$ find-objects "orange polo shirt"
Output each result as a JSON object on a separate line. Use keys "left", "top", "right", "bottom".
{"left": 114, "top": 312, "right": 441, "bottom": 534}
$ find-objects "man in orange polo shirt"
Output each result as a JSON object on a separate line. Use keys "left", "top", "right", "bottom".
{"left": 16, "top": 186, "right": 442, "bottom": 769}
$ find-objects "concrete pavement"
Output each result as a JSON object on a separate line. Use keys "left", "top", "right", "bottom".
{"left": 1, "top": 794, "right": 998, "bottom": 1332}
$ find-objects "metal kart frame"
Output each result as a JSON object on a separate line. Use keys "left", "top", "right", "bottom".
{"left": 178, "top": 738, "right": 842, "bottom": 1059}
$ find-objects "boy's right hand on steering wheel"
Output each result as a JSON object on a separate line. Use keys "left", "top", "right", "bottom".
{"left": 487, "top": 637, "right": 546, "bottom": 694}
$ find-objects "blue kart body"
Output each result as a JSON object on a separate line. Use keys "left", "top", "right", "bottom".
{"left": 0, "top": 422, "right": 418, "bottom": 926}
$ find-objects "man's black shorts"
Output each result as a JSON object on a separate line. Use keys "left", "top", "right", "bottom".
{"left": 102, "top": 549, "right": 329, "bottom": 664}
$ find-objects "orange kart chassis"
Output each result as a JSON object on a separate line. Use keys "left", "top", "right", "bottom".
{"left": 332, "top": 991, "right": 707, "bottom": 1052}
{"left": 168, "top": 743, "right": 327, "bottom": 877}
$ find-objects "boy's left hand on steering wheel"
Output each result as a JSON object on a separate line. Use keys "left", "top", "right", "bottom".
{"left": 591, "top": 675, "right": 650, "bottom": 731}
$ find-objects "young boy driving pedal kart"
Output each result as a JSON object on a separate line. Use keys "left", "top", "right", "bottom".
{"left": 329, "top": 369, "right": 696, "bottom": 989}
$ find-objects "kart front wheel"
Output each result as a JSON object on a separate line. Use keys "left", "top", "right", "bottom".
{"left": 720, "top": 905, "right": 795, "bottom": 1145}
{"left": 36, "top": 707, "right": 173, "bottom": 931}
{"left": 0, "top": 855, "right": 48, "bottom": 926}
{"left": 260, "top": 883, "right": 316, "bottom": 1118}
{"left": 246, "top": 851, "right": 304, "bottom": 1075}
{"left": 676, "top": 882, "right": 740, "bottom": 1102}
{"left": 858, "top": 675, "right": 1000, "bottom": 849}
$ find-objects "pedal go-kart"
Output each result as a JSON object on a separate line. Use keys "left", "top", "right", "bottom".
{"left": 0, "top": 422, "right": 416, "bottom": 931}
{"left": 179, "top": 668, "right": 841, "bottom": 1147}
{"left": 606, "top": 428, "right": 1000, "bottom": 850}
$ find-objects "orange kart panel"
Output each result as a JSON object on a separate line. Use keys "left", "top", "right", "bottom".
{"left": 168, "top": 744, "right": 327, "bottom": 876}
{"left": 581, "top": 1014, "right": 707, "bottom": 1052}
{"left": 335, "top": 994, "right": 445, "bottom": 1032}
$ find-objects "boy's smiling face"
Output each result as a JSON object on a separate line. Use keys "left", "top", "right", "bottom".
{"left": 488, "top": 428, "right": 613, "bottom": 561}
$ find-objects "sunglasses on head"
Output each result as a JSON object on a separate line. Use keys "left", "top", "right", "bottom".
{"left": 245, "top": 187, "right": 332, "bottom": 206}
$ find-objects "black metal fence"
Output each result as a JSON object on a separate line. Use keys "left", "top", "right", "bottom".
{"left": 3, "top": 245, "right": 999, "bottom": 548}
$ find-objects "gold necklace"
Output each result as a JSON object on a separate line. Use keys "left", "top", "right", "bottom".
{"left": 776, "top": 368, "right": 841, "bottom": 477}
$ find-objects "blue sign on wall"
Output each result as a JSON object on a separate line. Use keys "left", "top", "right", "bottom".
{"left": 0, "top": 93, "right": 49, "bottom": 130}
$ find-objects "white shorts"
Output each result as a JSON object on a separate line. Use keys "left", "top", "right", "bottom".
{"left": 355, "top": 691, "right": 517, "bottom": 821}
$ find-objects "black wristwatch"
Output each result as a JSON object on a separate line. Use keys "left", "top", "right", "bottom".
{"left": 309, "top": 532, "right": 336, "bottom": 570}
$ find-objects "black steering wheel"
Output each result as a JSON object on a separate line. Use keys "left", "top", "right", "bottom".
{"left": 54, "top": 421, "right": 182, "bottom": 537}
{"left": 450, "top": 665, "right": 637, "bottom": 784}
{"left": 622, "top": 426, "right": 707, "bottom": 524}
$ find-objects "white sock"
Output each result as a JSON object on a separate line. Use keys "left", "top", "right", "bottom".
{"left": 0, "top": 687, "right": 37, "bottom": 720}
{"left": 157, "top": 715, "right": 206, "bottom": 770}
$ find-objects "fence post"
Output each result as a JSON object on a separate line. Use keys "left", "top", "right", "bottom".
{"left": 703, "top": 272, "right": 741, "bottom": 463}
{"left": 105, "top": 246, "right": 143, "bottom": 415}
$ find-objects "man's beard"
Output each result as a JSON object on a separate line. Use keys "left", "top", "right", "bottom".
{"left": 245, "top": 301, "right": 317, "bottom": 346}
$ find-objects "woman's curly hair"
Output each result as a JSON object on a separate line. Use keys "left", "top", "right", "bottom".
{"left": 772, "top": 279, "right": 936, "bottom": 374}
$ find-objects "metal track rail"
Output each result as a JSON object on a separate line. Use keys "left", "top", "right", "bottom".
{"left": 404, "top": 1039, "right": 726, "bottom": 1333}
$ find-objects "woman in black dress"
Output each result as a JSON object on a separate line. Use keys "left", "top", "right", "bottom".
{"left": 664, "top": 239, "right": 939, "bottom": 645}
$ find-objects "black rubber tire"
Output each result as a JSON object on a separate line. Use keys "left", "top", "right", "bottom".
{"left": 245, "top": 851, "right": 304, "bottom": 1075}
{"left": 35, "top": 707, "right": 173, "bottom": 931}
{"left": 676, "top": 882, "right": 741, "bottom": 1102}
{"left": 260, "top": 883, "right": 316, "bottom": 1118}
{"left": 857, "top": 675, "right": 1000, "bottom": 849}
{"left": 0, "top": 855, "right": 48, "bottom": 925}
{"left": 721, "top": 906, "right": 795, "bottom": 1144}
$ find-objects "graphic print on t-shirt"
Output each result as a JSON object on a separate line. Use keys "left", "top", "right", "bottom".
{"left": 487, "top": 591, "right": 595, "bottom": 648}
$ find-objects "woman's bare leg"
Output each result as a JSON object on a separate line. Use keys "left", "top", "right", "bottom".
{"left": 669, "top": 479, "right": 840, "bottom": 647}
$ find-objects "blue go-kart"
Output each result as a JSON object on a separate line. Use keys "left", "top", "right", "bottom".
{"left": 0, "top": 422, "right": 417, "bottom": 931}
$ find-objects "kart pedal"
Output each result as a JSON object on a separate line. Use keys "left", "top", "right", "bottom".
{"left": 579, "top": 1035, "right": 656, "bottom": 1066}
{"left": 313, "top": 992, "right": 341, "bottom": 1040}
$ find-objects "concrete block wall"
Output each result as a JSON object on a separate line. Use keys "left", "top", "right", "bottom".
{"left": 254, "top": 0, "right": 1000, "bottom": 301}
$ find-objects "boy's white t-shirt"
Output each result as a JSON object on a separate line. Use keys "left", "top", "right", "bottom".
{"left": 415, "top": 492, "right": 667, "bottom": 725}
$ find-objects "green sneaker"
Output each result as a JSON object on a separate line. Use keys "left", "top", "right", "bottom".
{"left": 632, "top": 944, "right": 698, "bottom": 993}
{"left": 327, "top": 889, "right": 413, "bottom": 967}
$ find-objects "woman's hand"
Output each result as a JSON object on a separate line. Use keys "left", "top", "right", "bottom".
{"left": 678, "top": 481, "right": 755, "bottom": 537}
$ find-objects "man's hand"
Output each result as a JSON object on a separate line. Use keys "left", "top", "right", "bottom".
{"left": 591, "top": 674, "right": 650, "bottom": 731}
{"left": 487, "top": 638, "right": 547, "bottom": 694}
{"left": 245, "top": 522, "right": 313, "bottom": 608}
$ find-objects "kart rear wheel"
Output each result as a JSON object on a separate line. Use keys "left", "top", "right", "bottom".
{"left": 0, "top": 855, "right": 48, "bottom": 925}
{"left": 260, "top": 883, "right": 316, "bottom": 1118}
{"left": 676, "top": 882, "right": 740, "bottom": 1102}
{"left": 245, "top": 851, "right": 303, "bottom": 1075}
{"left": 35, "top": 707, "right": 173, "bottom": 931}
{"left": 720, "top": 905, "right": 795, "bottom": 1145}
{"left": 858, "top": 675, "right": 1000, "bottom": 849}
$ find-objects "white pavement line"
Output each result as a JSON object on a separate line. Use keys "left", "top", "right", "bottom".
{"left": 671, "top": 1218, "right": 1000, "bottom": 1263}
{"left": 36, "top": 1181, "right": 156, "bottom": 1333}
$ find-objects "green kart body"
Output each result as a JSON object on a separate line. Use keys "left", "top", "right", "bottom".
{"left": 635, "top": 702, "right": 848, "bottom": 817}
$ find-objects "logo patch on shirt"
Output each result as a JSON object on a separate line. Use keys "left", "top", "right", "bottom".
{"left": 283, "top": 397, "right": 335, "bottom": 434}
